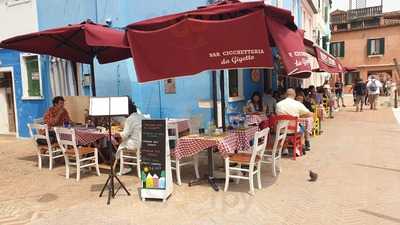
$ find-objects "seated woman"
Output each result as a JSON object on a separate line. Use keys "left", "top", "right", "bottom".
{"left": 244, "top": 91, "right": 266, "bottom": 115}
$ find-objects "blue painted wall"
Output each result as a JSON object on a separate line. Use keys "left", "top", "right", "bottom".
{"left": 36, "top": 0, "right": 213, "bottom": 127}
{"left": 0, "top": 50, "right": 52, "bottom": 137}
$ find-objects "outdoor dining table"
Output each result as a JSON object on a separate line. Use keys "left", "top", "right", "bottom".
{"left": 174, "top": 126, "right": 258, "bottom": 191}
{"left": 59, "top": 127, "right": 118, "bottom": 163}
{"left": 175, "top": 132, "right": 238, "bottom": 191}
{"left": 228, "top": 126, "right": 258, "bottom": 151}
{"left": 167, "top": 119, "right": 190, "bottom": 136}
{"left": 245, "top": 114, "right": 268, "bottom": 125}
{"left": 74, "top": 128, "right": 109, "bottom": 146}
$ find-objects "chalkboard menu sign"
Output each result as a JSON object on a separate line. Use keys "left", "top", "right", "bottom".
{"left": 140, "top": 120, "right": 166, "bottom": 189}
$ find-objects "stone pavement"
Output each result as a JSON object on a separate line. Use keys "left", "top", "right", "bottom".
{"left": 0, "top": 98, "right": 400, "bottom": 225}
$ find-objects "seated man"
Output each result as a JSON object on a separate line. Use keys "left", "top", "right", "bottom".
{"left": 114, "top": 101, "right": 145, "bottom": 174}
{"left": 277, "top": 89, "right": 313, "bottom": 154}
{"left": 39, "top": 96, "right": 71, "bottom": 144}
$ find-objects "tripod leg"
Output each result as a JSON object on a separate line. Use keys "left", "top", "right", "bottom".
{"left": 107, "top": 186, "right": 112, "bottom": 205}
{"left": 114, "top": 174, "right": 131, "bottom": 195}
{"left": 111, "top": 174, "right": 115, "bottom": 198}
{"left": 99, "top": 175, "right": 111, "bottom": 197}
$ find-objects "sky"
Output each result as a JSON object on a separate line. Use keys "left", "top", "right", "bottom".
{"left": 331, "top": 0, "right": 399, "bottom": 12}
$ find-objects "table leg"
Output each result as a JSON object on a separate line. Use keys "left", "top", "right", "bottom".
{"left": 188, "top": 147, "right": 220, "bottom": 191}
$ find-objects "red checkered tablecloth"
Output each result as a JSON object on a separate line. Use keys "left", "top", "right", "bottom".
{"left": 174, "top": 133, "right": 238, "bottom": 160}
{"left": 74, "top": 128, "right": 108, "bottom": 146}
{"left": 245, "top": 114, "right": 268, "bottom": 125}
{"left": 228, "top": 126, "right": 258, "bottom": 152}
{"left": 168, "top": 119, "right": 190, "bottom": 135}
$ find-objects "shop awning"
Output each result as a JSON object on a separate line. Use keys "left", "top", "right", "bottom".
{"left": 126, "top": 1, "right": 311, "bottom": 82}
{"left": 304, "top": 38, "right": 344, "bottom": 73}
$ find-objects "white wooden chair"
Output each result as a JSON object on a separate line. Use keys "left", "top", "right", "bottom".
{"left": 262, "top": 120, "right": 289, "bottom": 176}
{"left": 28, "top": 123, "right": 63, "bottom": 170}
{"left": 117, "top": 147, "right": 141, "bottom": 178}
{"left": 168, "top": 122, "right": 200, "bottom": 185}
{"left": 54, "top": 127, "right": 100, "bottom": 181}
{"left": 224, "top": 128, "right": 269, "bottom": 195}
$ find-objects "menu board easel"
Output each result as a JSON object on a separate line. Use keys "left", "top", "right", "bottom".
{"left": 140, "top": 119, "right": 173, "bottom": 202}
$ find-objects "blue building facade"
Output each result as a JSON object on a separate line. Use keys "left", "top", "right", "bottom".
{"left": 1, "top": 0, "right": 303, "bottom": 137}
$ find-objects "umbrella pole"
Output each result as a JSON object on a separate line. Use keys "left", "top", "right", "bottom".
{"left": 212, "top": 71, "right": 218, "bottom": 126}
{"left": 90, "top": 61, "right": 96, "bottom": 96}
{"left": 219, "top": 70, "right": 226, "bottom": 131}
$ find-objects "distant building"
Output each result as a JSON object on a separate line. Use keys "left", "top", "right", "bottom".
{"left": 330, "top": 5, "right": 400, "bottom": 90}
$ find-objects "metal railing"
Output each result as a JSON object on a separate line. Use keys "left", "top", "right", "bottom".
{"left": 331, "top": 5, "right": 382, "bottom": 24}
{"left": 348, "top": 5, "right": 382, "bottom": 20}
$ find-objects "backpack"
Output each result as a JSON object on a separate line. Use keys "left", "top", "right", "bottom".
{"left": 355, "top": 82, "right": 366, "bottom": 96}
{"left": 369, "top": 80, "right": 377, "bottom": 92}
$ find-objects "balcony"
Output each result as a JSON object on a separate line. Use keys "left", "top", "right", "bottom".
{"left": 348, "top": 6, "right": 382, "bottom": 20}
{"left": 331, "top": 13, "right": 347, "bottom": 24}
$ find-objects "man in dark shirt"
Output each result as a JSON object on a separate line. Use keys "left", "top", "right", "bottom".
{"left": 335, "top": 78, "right": 346, "bottom": 108}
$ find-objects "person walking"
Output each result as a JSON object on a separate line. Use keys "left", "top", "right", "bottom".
{"left": 367, "top": 75, "right": 383, "bottom": 110}
{"left": 354, "top": 78, "right": 367, "bottom": 112}
{"left": 335, "top": 77, "right": 346, "bottom": 108}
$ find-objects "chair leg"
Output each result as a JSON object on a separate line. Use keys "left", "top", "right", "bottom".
{"left": 193, "top": 154, "right": 200, "bottom": 179}
{"left": 136, "top": 150, "right": 141, "bottom": 179}
{"left": 257, "top": 162, "right": 262, "bottom": 189}
{"left": 119, "top": 150, "right": 124, "bottom": 176}
{"left": 292, "top": 139, "right": 297, "bottom": 160}
{"left": 249, "top": 167, "right": 255, "bottom": 195}
{"left": 95, "top": 149, "right": 100, "bottom": 176}
{"left": 49, "top": 152, "right": 53, "bottom": 170}
{"left": 64, "top": 156, "right": 70, "bottom": 179}
{"left": 176, "top": 160, "right": 182, "bottom": 185}
{"left": 298, "top": 138, "right": 303, "bottom": 156}
{"left": 235, "top": 164, "right": 241, "bottom": 185}
{"left": 76, "top": 160, "right": 80, "bottom": 182}
{"left": 38, "top": 154, "right": 42, "bottom": 170}
{"left": 272, "top": 157, "right": 277, "bottom": 177}
{"left": 224, "top": 158, "right": 230, "bottom": 192}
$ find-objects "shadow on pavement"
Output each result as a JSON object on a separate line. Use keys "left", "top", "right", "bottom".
{"left": 359, "top": 209, "right": 400, "bottom": 224}
{"left": 353, "top": 163, "right": 400, "bottom": 173}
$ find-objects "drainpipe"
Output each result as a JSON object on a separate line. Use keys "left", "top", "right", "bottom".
{"left": 94, "top": 0, "right": 98, "bottom": 23}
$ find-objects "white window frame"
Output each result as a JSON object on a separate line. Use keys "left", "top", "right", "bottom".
{"left": 20, "top": 53, "right": 44, "bottom": 100}
{"left": 368, "top": 38, "right": 384, "bottom": 57}
{"left": 227, "top": 69, "right": 244, "bottom": 102}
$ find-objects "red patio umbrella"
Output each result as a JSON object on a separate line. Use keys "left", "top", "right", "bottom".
{"left": 0, "top": 20, "right": 131, "bottom": 96}
{"left": 126, "top": 0, "right": 311, "bottom": 83}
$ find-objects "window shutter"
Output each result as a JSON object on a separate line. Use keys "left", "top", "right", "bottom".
{"left": 25, "top": 56, "right": 41, "bottom": 96}
{"left": 380, "top": 38, "right": 385, "bottom": 55}
{"left": 329, "top": 43, "right": 333, "bottom": 55}
{"left": 340, "top": 42, "right": 345, "bottom": 57}
{"left": 367, "top": 39, "right": 371, "bottom": 55}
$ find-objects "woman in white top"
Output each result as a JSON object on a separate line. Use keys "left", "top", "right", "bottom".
{"left": 245, "top": 91, "right": 266, "bottom": 114}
